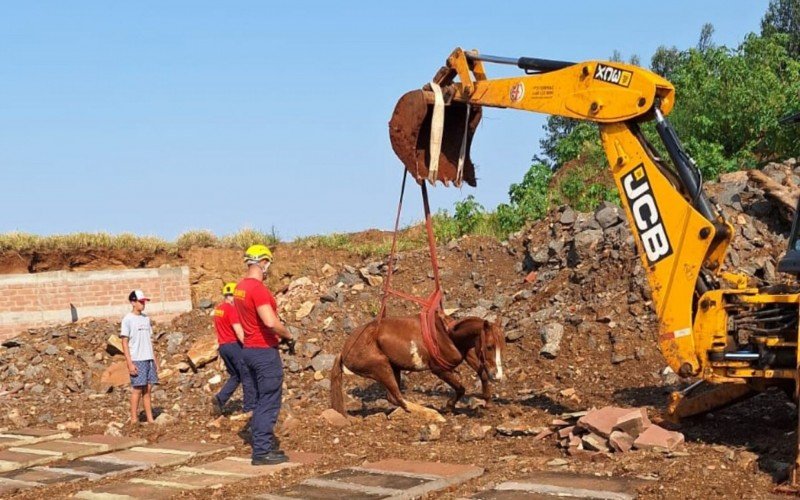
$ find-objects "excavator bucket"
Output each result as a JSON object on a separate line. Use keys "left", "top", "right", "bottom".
{"left": 389, "top": 89, "right": 482, "bottom": 187}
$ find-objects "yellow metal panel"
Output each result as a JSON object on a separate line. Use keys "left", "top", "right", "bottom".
{"left": 600, "top": 123, "right": 714, "bottom": 376}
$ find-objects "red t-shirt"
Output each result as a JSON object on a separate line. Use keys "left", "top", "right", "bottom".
{"left": 213, "top": 302, "right": 240, "bottom": 345}
{"left": 234, "top": 278, "right": 279, "bottom": 348}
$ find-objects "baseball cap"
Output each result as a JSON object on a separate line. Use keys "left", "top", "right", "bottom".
{"left": 128, "top": 289, "right": 150, "bottom": 302}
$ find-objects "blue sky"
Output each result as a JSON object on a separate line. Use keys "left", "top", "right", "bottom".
{"left": 0, "top": 1, "right": 769, "bottom": 240}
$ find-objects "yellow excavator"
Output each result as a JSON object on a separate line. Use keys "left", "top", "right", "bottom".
{"left": 389, "top": 47, "right": 800, "bottom": 484}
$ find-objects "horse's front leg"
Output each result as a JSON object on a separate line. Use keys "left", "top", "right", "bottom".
{"left": 465, "top": 350, "right": 492, "bottom": 407}
{"left": 432, "top": 369, "right": 465, "bottom": 412}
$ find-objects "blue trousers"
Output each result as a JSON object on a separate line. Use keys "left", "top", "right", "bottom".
{"left": 242, "top": 347, "right": 283, "bottom": 458}
{"left": 216, "top": 342, "right": 256, "bottom": 412}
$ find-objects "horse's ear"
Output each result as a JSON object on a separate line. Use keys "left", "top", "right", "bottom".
{"left": 483, "top": 320, "right": 490, "bottom": 333}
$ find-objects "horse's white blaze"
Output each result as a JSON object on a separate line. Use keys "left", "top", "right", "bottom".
{"left": 409, "top": 341, "right": 426, "bottom": 369}
{"left": 495, "top": 349, "right": 504, "bottom": 380}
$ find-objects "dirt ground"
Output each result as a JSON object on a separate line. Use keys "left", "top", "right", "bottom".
{"left": 3, "top": 162, "right": 800, "bottom": 499}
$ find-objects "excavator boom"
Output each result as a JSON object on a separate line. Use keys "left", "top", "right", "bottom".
{"left": 390, "top": 48, "right": 730, "bottom": 378}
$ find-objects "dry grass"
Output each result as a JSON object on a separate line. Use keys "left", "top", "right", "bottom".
{"left": 0, "top": 232, "right": 172, "bottom": 254}
{"left": 175, "top": 230, "right": 219, "bottom": 250}
{"left": 220, "top": 228, "right": 280, "bottom": 250}
{"left": 0, "top": 227, "right": 281, "bottom": 254}
{"left": 294, "top": 231, "right": 427, "bottom": 258}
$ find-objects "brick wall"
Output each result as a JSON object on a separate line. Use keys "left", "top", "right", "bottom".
{"left": 0, "top": 267, "right": 192, "bottom": 342}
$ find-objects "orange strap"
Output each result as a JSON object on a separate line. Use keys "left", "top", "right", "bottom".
{"left": 379, "top": 170, "right": 455, "bottom": 371}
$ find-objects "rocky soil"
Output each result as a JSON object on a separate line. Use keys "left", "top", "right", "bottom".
{"left": 2, "top": 160, "right": 800, "bottom": 498}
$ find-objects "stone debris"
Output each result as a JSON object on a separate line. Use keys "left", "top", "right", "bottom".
{"left": 547, "top": 406, "right": 684, "bottom": 454}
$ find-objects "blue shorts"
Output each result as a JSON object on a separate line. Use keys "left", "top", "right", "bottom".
{"left": 130, "top": 360, "right": 159, "bottom": 387}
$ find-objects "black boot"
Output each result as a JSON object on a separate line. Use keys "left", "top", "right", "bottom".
{"left": 251, "top": 451, "right": 289, "bottom": 465}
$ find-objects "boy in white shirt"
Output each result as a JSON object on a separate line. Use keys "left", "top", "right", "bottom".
{"left": 121, "top": 289, "right": 159, "bottom": 424}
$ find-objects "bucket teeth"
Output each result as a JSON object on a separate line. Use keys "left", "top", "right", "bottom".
{"left": 389, "top": 89, "right": 482, "bottom": 187}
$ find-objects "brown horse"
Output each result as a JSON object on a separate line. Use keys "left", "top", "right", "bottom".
{"left": 330, "top": 315, "right": 505, "bottom": 414}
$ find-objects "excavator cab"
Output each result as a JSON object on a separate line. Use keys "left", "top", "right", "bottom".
{"left": 777, "top": 110, "right": 800, "bottom": 275}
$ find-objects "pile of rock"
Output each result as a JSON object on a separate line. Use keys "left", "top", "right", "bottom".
{"left": 550, "top": 406, "right": 684, "bottom": 454}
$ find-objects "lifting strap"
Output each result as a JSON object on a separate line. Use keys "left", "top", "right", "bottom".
{"left": 455, "top": 103, "right": 470, "bottom": 188}
{"left": 427, "top": 81, "right": 445, "bottom": 185}
{"left": 379, "top": 169, "right": 457, "bottom": 372}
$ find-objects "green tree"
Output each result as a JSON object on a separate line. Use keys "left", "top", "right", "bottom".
{"left": 762, "top": 0, "right": 800, "bottom": 58}
{"left": 496, "top": 163, "right": 553, "bottom": 233}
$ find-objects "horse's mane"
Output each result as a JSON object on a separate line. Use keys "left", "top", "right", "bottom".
{"left": 447, "top": 316, "right": 487, "bottom": 337}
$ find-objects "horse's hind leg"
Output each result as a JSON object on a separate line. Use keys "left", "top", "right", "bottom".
{"left": 392, "top": 365, "right": 403, "bottom": 391}
{"left": 432, "top": 369, "right": 465, "bottom": 412}
{"left": 371, "top": 358, "right": 408, "bottom": 411}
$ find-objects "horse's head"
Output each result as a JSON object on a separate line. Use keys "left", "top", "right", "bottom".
{"left": 479, "top": 320, "right": 506, "bottom": 382}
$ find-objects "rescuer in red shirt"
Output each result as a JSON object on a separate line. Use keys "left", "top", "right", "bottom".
{"left": 211, "top": 282, "right": 255, "bottom": 416}
{"left": 235, "top": 244, "right": 294, "bottom": 466}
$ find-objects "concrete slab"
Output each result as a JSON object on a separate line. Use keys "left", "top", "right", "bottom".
{"left": 74, "top": 481, "right": 179, "bottom": 499}
{"left": 130, "top": 471, "right": 233, "bottom": 490}
{"left": 0, "top": 429, "right": 71, "bottom": 449}
{"left": 2, "top": 467, "right": 85, "bottom": 484}
{"left": 0, "top": 449, "right": 55, "bottom": 472}
{"left": 0, "top": 478, "right": 42, "bottom": 496}
{"left": 77, "top": 450, "right": 322, "bottom": 499}
{"left": 471, "top": 491, "right": 553, "bottom": 499}
{"left": 1, "top": 428, "right": 72, "bottom": 438}
{"left": 0, "top": 434, "right": 146, "bottom": 473}
{"left": 319, "top": 468, "right": 433, "bottom": 490}
{"left": 11, "top": 439, "right": 103, "bottom": 457}
{"left": 362, "top": 458, "right": 483, "bottom": 480}
{"left": 69, "top": 434, "right": 147, "bottom": 451}
{"left": 475, "top": 472, "right": 647, "bottom": 500}
{"left": 261, "top": 459, "right": 483, "bottom": 500}
{"left": 141, "top": 440, "right": 234, "bottom": 456}
{"left": 181, "top": 452, "right": 321, "bottom": 478}
{"left": 91, "top": 449, "right": 192, "bottom": 468}
{"left": 261, "top": 484, "right": 388, "bottom": 500}
{"left": 46, "top": 458, "right": 142, "bottom": 477}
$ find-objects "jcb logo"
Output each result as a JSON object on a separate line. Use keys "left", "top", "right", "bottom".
{"left": 622, "top": 166, "right": 672, "bottom": 265}
{"left": 594, "top": 63, "right": 632, "bottom": 87}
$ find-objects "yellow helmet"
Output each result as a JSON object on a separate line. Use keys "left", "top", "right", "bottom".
{"left": 244, "top": 244, "right": 273, "bottom": 263}
{"left": 222, "top": 282, "right": 237, "bottom": 296}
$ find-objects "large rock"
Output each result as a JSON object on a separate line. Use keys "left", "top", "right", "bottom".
{"left": 560, "top": 207, "right": 577, "bottom": 225}
{"left": 594, "top": 202, "right": 622, "bottom": 229}
{"left": 612, "top": 407, "right": 651, "bottom": 438}
{"left": 187, "top": 336, "right": 218, "bottom": 370}
{"left": 295, "top": 301, "right": 315, "bottom": 320}
{"left": 459, "top": 423, "right": 492, "bottom": 442}
{"left": 571, "top": 229, "right": 604, "bottom": 263}
{"left": 577, "top": 407, "right": 633, "bottom": 438}
{"left": 633, "top": 424, "right": 684, "bottom": 451}
{"left": 100, "top": 361, "right": 130, "bottom": 388}
{"left": 320, "top": 408, "right": 349, "bottom": 428}
{"left": 166, "top": 332, "right": 185, "bottom": 355}
{"left": 389, "top": 401, "right": 446, "bottom": 423}
{"left": 539, "top": 323, "right": 565, "bottom": 359}
{"left": 106, "top": 335, "right": 124, "bottom": 355}
{"left": 609, "top": 430, "right": 635, "bottom": 452}
{"left": 311, "top": 354, "right": 336, "bottom": 372}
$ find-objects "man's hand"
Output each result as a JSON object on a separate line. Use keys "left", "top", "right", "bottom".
{"left": 285, "top": 338, "right": 296, "bottom": 355}
{"left": 128, "top": 363, "right": 138, "bottom": 376}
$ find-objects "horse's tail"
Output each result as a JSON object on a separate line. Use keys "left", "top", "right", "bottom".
{"left": 330, "top": 354, "right": 346, "bottom": 414}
